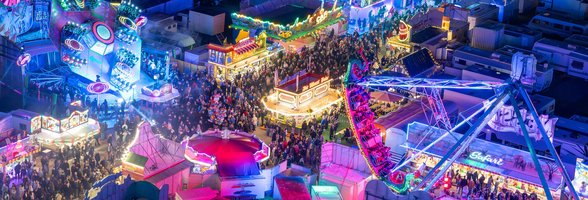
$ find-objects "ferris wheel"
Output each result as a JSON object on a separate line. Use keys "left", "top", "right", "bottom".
{"left": 342, "top": 55, "right": 580, "bottom": 199}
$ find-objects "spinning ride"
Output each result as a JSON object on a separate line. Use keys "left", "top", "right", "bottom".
{"left": 343, "top": 52, "right": 579, "bottom": 199}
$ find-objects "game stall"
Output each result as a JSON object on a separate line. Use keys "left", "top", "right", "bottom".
{"left": 262, "top": 70, "right": 342, "bottom": 126}
{"left": 33, "top": 109, "right": 100, "bottom": 147}
{"left": 231, "top": 4, "right": 344, "bottom": 42}
{"left": 402, "top": 122, "right": 565, "bottom": 199}
{"left": 207, "top": 31, "right": 281, "bottom": 81}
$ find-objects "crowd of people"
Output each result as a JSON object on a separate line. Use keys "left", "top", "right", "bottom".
{"left": 4, "top": 9, "right": 405, "bottom": 199}
{"left": 0, "top": 140, "right": 121, "bottom": 200}
{"left": 436, "top": 169, "right": 542, "bottom": 200}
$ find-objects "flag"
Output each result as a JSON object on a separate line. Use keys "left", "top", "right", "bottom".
{"left": 274, "top": 69, "right": 279, "bottom": 86}
{"left": 296, "top": 74, "right": 299, "bottom": 91}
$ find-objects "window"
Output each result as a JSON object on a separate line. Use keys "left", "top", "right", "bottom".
{"left": 457, "top": 59, "right": 467, "bottom": 65}
{"left": 19, "top": 123, "right": 26, "bottom": 131}
{"left": 532, "top": 19, "right": 540, "bottom": 24}
{"left": 571, "top": 60, "right": 584, "bottom": 70}
{"left": 553, "top": 23, "right": 563, "bottom": 29}
{"left": 572, "top": 27, "right": 583, "bottom": 34}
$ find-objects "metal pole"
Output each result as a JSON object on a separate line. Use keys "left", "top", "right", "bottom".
{"left": 509, "top": 93, "right": 553, "bottom": 199}
{"left": 417, "top": 87, "right": 511, "bottom": 190}
{"left": 391, "top": 98, "right": 493, "bottom": 173}
{"left": 518, "top": 85, "right": 580, "bottom": 200}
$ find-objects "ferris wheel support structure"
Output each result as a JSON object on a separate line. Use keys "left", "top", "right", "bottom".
{"left": 351, "top": 76, "right": 580, "bottom": 199}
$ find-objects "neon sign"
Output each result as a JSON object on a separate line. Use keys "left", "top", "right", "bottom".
{"left": 468, "top": 151, "right": 504, "bottom": 166}
{"left": 16, "top": 53, "right": 31, "bottom": 67}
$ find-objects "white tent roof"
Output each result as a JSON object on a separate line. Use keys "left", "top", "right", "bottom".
{"left": 128, "top": 121, "right": 185, "bottom": 177}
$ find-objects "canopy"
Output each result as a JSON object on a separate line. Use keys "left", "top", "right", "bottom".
{"left": 275, "top": 176, "right": 311, "bottom": 200}
{"left": 370, "top": 91, "right": 403, "bottom": 102}
{"left": 217, "top": 152, "right": 260, "bottom": 177}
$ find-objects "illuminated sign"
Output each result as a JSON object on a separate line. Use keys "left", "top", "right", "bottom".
{"left": 468, "top": 151, "right": 504, "bottom": 166}
{"left": 16, "top": 53, "right": 31, "bottom": 67}
{"left": 398, "top": 21, "right": 410, "bottom": 42}
{"left": 86, "top": 82, "right": 110, "bottom": 94}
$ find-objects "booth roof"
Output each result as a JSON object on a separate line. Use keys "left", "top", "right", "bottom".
{"left": 125, "top": 152, "right": 148, "bottom": 167}
{"left": 250, "top": 5, "right": 316, "bottom": 26}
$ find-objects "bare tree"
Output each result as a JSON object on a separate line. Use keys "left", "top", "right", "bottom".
{"left": 543, "top": 161, "right": 559, "bottom": 181}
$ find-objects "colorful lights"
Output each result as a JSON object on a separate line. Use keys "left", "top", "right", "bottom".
{"left": 92, "top": 21, "right": 114, "bottom": 44}
{"left": 1, "top": 0, "right": 20, "bottom": 7}
{"left": 86, "top": 82, "right": 110, "bottom": 94}
{"left": 62, "top": 54, "right": 87, "bottom": 67}
{"left": 231, "top": 6, "right": 343, "bottom": 40}
{"left": 398, "top": 21, "right": 410, "bottom": 42}
{"left": 118, "top": 0, "right": 142, "bottom": 21}
{"left": 63, "top": 21, "right": 87, "bottom": 35}
{"left": 116, "top": 48, "right": 139, "bottom": 66}
{"left": 135, "top": 16, "right": 148, "bottom": 28}
{"left": 64, "top": 39, "right": 85, "bottom": 51}
{"left": 16, "top": 53, "right": 31, "bottom": 67}
{"left": 118, "top": 16, "right": 137, "bottom": 30}
{"left": 74, "top": 0, "right": 85, "bottom": 9}
{"left": 115, "top": 30, "right": 139, "bottom": 44}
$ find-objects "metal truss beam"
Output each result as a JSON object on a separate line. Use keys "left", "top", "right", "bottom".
{"left": 358, "top": 76, "right": 507, "bottom": 90}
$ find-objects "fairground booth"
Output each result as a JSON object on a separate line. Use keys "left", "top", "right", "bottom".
{"left": 231, "top": 0, "right": 345, "bottom": 50}
{"left": 0, "top": 110, "right": 41, "bottom": 173}
{"left": 262, "top": 70, "right": 342, "bottom": 126}
{"left": 122, "top": 122, "right": 189, "bottom": 195}
{"left": 573, "top": 159, "right": 588, "bottom": 198}
{"left": 33, "top": 102, "right": 100, "bottom": 147}
{"left": 184, "top": 129, "right": 270, "bottom": 199}
{"left": 319, "top": 142, "right": 375, "bottom": 200}
{"left": 402, "top": 121, "right": 567, "bottom": 199}
{"left": 207, "top": 31, "right": 281, "bottom": 81}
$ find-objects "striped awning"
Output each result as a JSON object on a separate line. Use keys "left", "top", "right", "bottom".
{"left": 235, "top": 42, "right": 259, "bottom": 55}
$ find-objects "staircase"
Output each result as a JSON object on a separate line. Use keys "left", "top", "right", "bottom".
{"left": 390, "top": 151, "right": 405, "bottom": 165}
{"left": 215, "top": 33, "right": 226, "bottom": 44}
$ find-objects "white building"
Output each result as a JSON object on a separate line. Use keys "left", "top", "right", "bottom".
{"left": 533, "top": 38, "right": 588, "bottom": 79}
{"left": 527, "top": 10, "right": 588, "bottom": 38}
{"left": 538, "top": 0, "right": 588, "bottom": 20}
{"left": 470, "top": 21, "right": 543, "bottom": 51}
{"left": 188, "top": 8, "right": 225, "bottom": 36}
{"left": 470, "top": 22, "right": 503, "bottom": 51}
{"left": 466, "top": 3, "right": 499, "bottom": 30}
{"left": 451, "top": 45, "right": 553, "bottom": 91}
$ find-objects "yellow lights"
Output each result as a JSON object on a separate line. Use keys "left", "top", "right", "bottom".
{"left": 119, "top": 16, "right": 137, "bottom": 30}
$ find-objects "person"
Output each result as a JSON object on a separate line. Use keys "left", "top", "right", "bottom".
{"left": 580, "top": 181, "right": 586, "bottom": 194}
{"left": 461, "top": 184, "right": 469, "bottom": 200}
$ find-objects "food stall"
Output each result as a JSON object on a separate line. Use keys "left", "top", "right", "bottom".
{"left": 262, "top": 71, "right": 342, "bottom": 126}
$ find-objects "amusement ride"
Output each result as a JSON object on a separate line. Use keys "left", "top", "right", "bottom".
{"left": 343, "top": 50, "right": 580, "bottom": 199}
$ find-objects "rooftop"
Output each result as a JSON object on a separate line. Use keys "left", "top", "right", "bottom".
{"left": 400, "top": 48, "right": 437, "bottom": 77}
{"left": 251, "top": 5, "right": 316, "bottom": 25}
{"left": 190, "top": 7, "right": 226, "bottom": 16}
{"left": 464, "top": 65, "right": 511, "bottom": 80}
{"left": 411, "top": 26, "right": 446, "bottom": 44}
{"left": 476, "top": 21, "right": 503, "bottom": 31}
{"left": 504, "top": 24, "right": 542, "bottom": 37}
{"left": 535, "top": 38, "right": 588, "bottom": 57}
{"left": 535, "top": 10, "right": 588, "bottom": 26}
{"left": 467, "top": 3, "right": 498, "bottom": 17}
{"left": 565, "top": 34, "right": 588, "bottom": 48}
